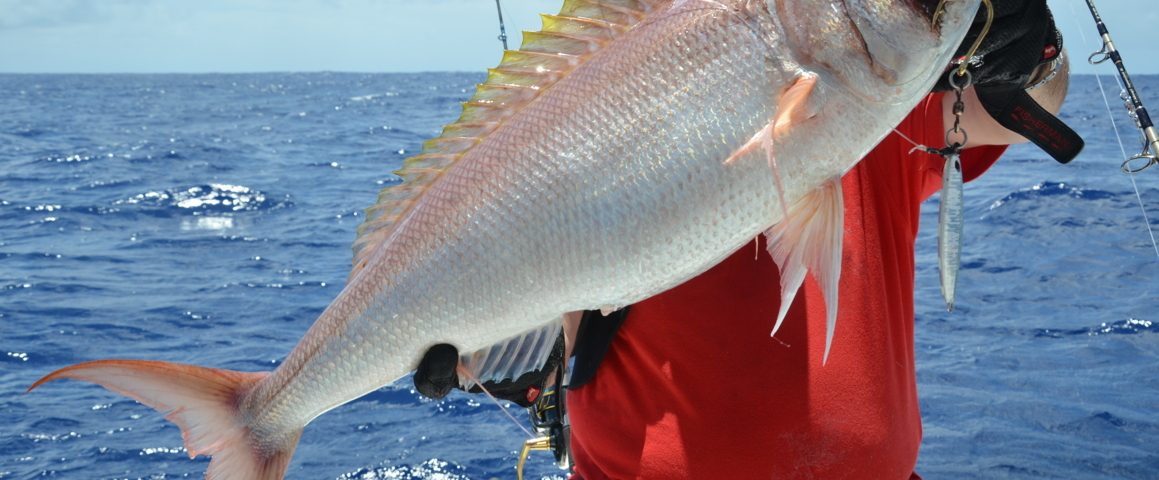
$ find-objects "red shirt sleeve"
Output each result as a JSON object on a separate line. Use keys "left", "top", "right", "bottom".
{"left": 567, "top": 94, "right": 1007, "bottom": 480}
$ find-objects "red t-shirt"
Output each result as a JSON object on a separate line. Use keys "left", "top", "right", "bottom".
{"left": 567, "top": 94, "right": 1005, "bottom": 479}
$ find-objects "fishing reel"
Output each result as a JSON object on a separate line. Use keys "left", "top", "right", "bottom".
{"left": 516, "top": 366, "right": 571, "bottom": 480}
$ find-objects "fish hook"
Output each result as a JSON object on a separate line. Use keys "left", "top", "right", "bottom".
{"left": 933, "top": 0, "right": 995, "bottom": 78}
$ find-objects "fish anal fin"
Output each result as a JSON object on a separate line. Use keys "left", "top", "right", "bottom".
{"left": 348, "top": 0, "right": 668, "bottom": 281}
{"left": 28, "top": 360, "right": 297, "bottom": 480}
{"left": 764, "top": 177, "right": 844, "bottom": 364}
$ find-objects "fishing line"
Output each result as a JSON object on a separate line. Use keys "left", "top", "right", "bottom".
{"left": 459, "top": 366, "right": 537, "bottom": 439}
{"left": 1066, "top": 0, "right": 1159, "bottom": 260}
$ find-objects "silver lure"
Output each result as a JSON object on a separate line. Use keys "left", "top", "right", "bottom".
{"left": 938, "top": 152, "right": 964, "bottom": 311}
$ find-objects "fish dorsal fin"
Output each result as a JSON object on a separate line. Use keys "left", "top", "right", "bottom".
{"left": 350, "top": 0, "right": 667, "bottom": 278}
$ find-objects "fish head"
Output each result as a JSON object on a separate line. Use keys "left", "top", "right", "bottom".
{"left": 773, "top": 0, "right": 979, "bottom": 103}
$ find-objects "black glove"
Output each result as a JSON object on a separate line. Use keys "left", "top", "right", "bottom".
{"left": 932, "top": 0, "right": 1083, "bottom": 163}
{"left": 413, "top": 335, "right": 565, "bottom": 408}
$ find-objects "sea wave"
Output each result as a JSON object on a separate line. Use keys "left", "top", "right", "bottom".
{"left": 115, "top": 183, "right": 290, "bottom": 215}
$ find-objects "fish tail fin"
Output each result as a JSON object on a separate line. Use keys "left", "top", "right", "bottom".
{"left": 29, "top": 360, "right": 299, "bottom": 480}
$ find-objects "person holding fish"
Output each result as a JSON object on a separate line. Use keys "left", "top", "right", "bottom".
{"left": 30, "top": 1, "right": 1083, "bottom": 478}
{"left": 415, "top": 1, "right": 1079, "bottom": 478}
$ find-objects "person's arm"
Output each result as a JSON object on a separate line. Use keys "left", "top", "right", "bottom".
{"left": 946, "top": 51, "right": 1070, "bottom": 148}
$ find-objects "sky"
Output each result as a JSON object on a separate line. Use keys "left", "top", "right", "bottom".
{"left": 0, "top": 0, "right": 1155, "bottom": 75}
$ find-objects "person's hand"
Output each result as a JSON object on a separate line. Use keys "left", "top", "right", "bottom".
{"left": 933, "top": 0, "right": 1061, "bottom": 92}
{"left": 413, "top": 337, "right": 564, "bottom": 408}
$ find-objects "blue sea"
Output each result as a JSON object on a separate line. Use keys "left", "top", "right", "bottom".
{"left": 1, "top": 72, "right": 1156, "bottom": 479}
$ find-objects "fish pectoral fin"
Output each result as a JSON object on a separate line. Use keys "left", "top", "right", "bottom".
{"left": 772, "top": 72, "right": 819, "bottom": 138}
{"left": 457, "top": 319, "right": 564, "bottom": 390}
{"left": 764, "top": 177, "right": 844, "bottom": 364}
{"left": 28, "top": 360, "right": 297, "bottom": 480}
{"left": 725, "top": 73, "right": 818, "bottom": 220}
{"left": 723, "top": 72, "right": 818, "bottom": 166}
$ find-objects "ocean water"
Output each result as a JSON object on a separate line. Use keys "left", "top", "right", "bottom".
{"left": 0, "top": 72, "right": 1155, "bottom": 479}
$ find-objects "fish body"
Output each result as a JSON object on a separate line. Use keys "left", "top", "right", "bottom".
{"left": 30, "top": 0, "right": 979, "bottom": 478}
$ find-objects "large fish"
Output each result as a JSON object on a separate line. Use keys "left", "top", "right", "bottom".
{"left": 29, "top": 0, "right": 978, "bottom": 478}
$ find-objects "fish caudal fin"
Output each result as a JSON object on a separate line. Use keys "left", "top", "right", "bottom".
{"left": 765, "top": 178, "right": 844, "bottom": 364}
{"left": 28, "top": 360, "right": 298, "bottom": 480}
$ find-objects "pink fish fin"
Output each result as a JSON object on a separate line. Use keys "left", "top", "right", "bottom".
{"left": 724, "top": 122, "right": 773, "bottom": 166}
{"left": 771, "top": 72, "right": 817, "bottom": 138}
{"left": 768, "top": 73, "right": 817, "bottom": 219}
{"left": 765, "top": 137, "right": 792, "bottom": 221}
{"left": 350, "top": 0, "right": 669, "bottom": 282}
{"left": 723, "top": 73, "right": 817, "bottom": 167}
{"left": 763, "top": 177, "right": 844, "bottom": 364}
{"left": 456, "top": 319, "right": 563, "bottom": 389}
{"left": 28, "top": 360, "right": 297, "bottom": 480}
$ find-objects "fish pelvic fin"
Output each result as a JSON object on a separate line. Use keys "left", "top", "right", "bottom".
{"left": 28, "top": 360, "right": 299, "bottom": 480}
{"left": 349, "top": 0, "right": 671, "bottom": 281}
{"left": 764, "top": 177, "right": 844, "bottom": 364}
{"left": 458, "top": 319, "right": 564, "bottom": 389}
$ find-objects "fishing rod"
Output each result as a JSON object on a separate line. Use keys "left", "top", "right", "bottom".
{"left": 1083, "top": 0, "right": 1158, "bottom": 173}
{"left": 1075, "top": 0, "right": 1159, "bottom": 258}
{"left": 494, "top": 0, "right": 510, "bottom": 50}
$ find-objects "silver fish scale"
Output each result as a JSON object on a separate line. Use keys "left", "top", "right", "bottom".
{"left": 245, "top": 5, "right": 787, "bottom": 433}
{"left": 245, "top": 1, "right": 966, "bottom": 437}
